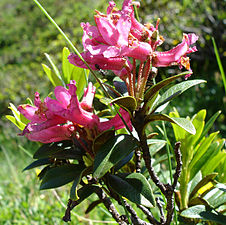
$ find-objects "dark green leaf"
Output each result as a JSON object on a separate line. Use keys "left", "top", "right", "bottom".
{"left": 40, "top": 164, "right": 85, "bottom": 190}
{"left": 33, "top": 140, "right": 83, "bottom": 159}
{"left": 70, "top": 167, "right": 86, "bottom": 200}
{"left": 144, "top": 71, "right": 190, "bottom": 102}
{"left": 85, "top": 199, "right": 103, "bottom": 214}
{"left": 152, "top": 80, "right": 206, "bottom": 112}
{"left": 93, "top": 135, "right": 138, "bottom": 179}
{"left": 110, "top": 96, "right": 137, "bottom": 112}
{"left": 114, "top": 151, "right": 134, "bottom": 171}
{"left": 76, "top": 185, "right": 100, "bottom": 206}
{"left": 23, "top": 158, "right": 51, "bottom": 171}
{"left": 145, "top": 114, "right": 196, "bottom": 135}
{"left": 181, "top": 205, "right": 226, "bottom": 224}
{"left": 108, "top": 173, "right": 155, "bottom": 207}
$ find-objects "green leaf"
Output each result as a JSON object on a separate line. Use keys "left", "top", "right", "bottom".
{"left": 6, "top": 103, "right": 28, "bottom": 130}
{"left": 169, "top": 109, "right": 187, "bottom": 141}
{"left": 190, "top": 140, "right": 224, "bottom": 179}
{"left": 93, "top": 134, "right": 138, "bottom": 179}
{"left": 110, "top": 96, "right": 137, "bottom": 112}
{"left": 33, "top": 140, "right": 83, "bottom": 159}
{"left": 204, "top": 186, "right": 226, "bottom": 208}
{"left": 196, "top": 110, "right": 221, "bottom": 146}
{"left": 201, "top": 145, "right": 226, "bottom": 177}
{"left": 189, "top": 132, "right": 219, "bottom": 178}
{"left": 144, "top": 71, "right": 190, "bottom": 102}
{"left": 148, "top": 141, "right": 166, "bottom": 156}
{"left": 114, "top": 151, "right": 134, "bottom": 171}
{"left": 152, "top": 80, "right": 206, "bottom": 112}
{"left": 212, "top": 37, "right": 226, "bottom": 94}
{"left": 23, "top": 158, "right": 51, "bottom": 171}
{"left": 85, "top": 199, "right": 103, "bottom": 214}
{"left": 189, "top": 173, "right": 218, "bottom": 200}
{"left": 145, "top": 114, "right": 196, "bottom": 135}
{"left": 44, "top": 53, "right": 65, "bottom": 86}
{"left": 188, "top": 171, "right": 202, "bottom": 195}
{"left": 40, "top": 164, "right": 85, "bottom": 190}
{"left": 70, "top": 167, "right": 86, "bottom": 200}
{"left": 108, "top": 173, "right": 155, "bottom": 207}
{"left": 181, "top": 205, "right": 226, "bottom": 224}
{"left": 70, "top": 66, "right": 89, "bottom": 100}
{"left": 76, "top": 185, "right": 100, "bottom": 205}
{"left": 5, "top": 115, "right": 26, "bottom": 130}
{"left": 62, "top": 47, "right": 74, "bottom": 84}
{"left": 42, "top": 63, "right": 62, "bottom": 86}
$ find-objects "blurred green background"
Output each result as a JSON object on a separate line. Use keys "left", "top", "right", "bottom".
{"left": 0, "top": 0, "right": 225, "bottom": 224}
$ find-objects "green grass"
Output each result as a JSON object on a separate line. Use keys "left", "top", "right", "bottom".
{"left": 0, "top": 130, "right": 118, "bottom": 225}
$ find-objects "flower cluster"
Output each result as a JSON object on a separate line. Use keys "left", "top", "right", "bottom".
{"left": 68, "top": 0, "right": 198, "bottom": 79}
{"left": 18, "top": 81, "right": 132, "bottom": 145}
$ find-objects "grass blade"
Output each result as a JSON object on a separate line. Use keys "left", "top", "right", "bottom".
{"left": 212, "top": 37, "right": 226, "bottom": 94}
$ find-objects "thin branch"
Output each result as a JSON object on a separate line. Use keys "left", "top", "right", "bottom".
{"left": 172, "top": 142, "right": 182, "bottom": 190}
{"left": 122, "top": 199, "right": 151, "bottom": 225}
{"left": 133, "top": 111, "right": 166, "bottom": 194}
{"left": 52, "top": 190, "right": 117, "bottom": 224}
{"left": 135, "top": 147, "right": 142, "bottom": 173}
{"left": 95, "top": 188, "right": 127, "bottom": 225}
{"left": 156, "top": 197, "right": 165, "bottom": 224}
{"left": 137, "top": 205, "right": 160, "bottom": 225}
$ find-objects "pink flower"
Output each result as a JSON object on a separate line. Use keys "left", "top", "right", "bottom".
{"left": 98, "top": 108, "right": 133, "bottom": 132}
{"left": 68, "top": 0, "right": 157, "bottom": 73}
{"left": 153, "top": 33, "right": 198, "bottom": 76}
{"left": 18, "top": 92, "right": 73, "bottom": 143}
{"left": 18, "top": 81, "right": 133, "bottom": 144}
{"left": 46, "top": 81, "right": 100, "bottom": 129}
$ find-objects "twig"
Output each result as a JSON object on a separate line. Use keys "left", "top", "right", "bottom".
{"left": 95, "top": 188, "right": 127, "bottom": 225}
{"left": 137, "top": 205, "right": 160, "bottom": 225}
{"left": 133, "top": 110, "right": 166, "bottom": 194}
{"left": 122, "top": 199, "right": 151, "bottom": 225}
{"left": 165, "top": 142, "right": 182, "bottom": 225}
{"left": 52, "top": 190, "right": 117, "bottom": 224}
{"left": 172, "top": 142, "right": 182, "bottom": 190}
{"left": 135, "top": 147, "right": 142, "bottom": 173}
{"left": 156, "top": 197, "right": 166, "bottom": 224}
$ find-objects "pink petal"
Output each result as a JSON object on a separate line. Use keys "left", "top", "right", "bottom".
{"left": 121, "top": 42, "right": 152, "bottom": 61}
{"left": 25, "top": 125, "right": 74, "bottom": 143}
{"left": 54, "top": 86, "right": 71, "bottom": 108}
{"left": 98, "top": 108, "right": 132, "bottom": 132}
{"left": 18, "top": 105, "right": 38, "bottom": 121}
{"left": 107, "top": 1, "right": 116, "bottom": 15}
{"left": 95, "top": 16, "right": 119, "bottom": 46}
{"left": 80, "top": 82, "right": 96, "bottom": 112}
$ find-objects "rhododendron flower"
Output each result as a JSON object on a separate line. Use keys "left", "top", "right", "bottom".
{"left": 46, "top": 81, "right": 99, "bottom": 129}
{"left": 18, "top": 92, "right": 73, "bottom": 143}
{"left": 18, "top": 81, "right": 132, "bottom": 143}
{"left": 68, "top": 0, "right": 159, "bottom": 73}
{"left": 153, "top": 33, "right": 198, "bottom": 76}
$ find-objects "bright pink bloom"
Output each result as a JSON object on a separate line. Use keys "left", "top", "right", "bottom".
{"left": 68, "top": 0, "right": 158, "bottom": 73}
{"left": 153, "top": 33, "right": 198, "bottom": 76}
{"left": 18, "top": 81, "right": 133, "bottom": 143}
{"left": 98, "top": 108, "right": 133, "bottom": 132}
{"left": 18, "top": 92, "right": 72, "bottom": 143}
{"left": 46, "top": 81, "right": 99, "bottom": 129}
